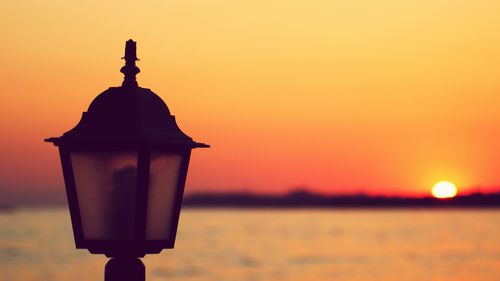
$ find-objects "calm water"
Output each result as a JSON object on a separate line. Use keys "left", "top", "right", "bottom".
{"left": 1, "top": 208, "right": 499, "bottom": 281}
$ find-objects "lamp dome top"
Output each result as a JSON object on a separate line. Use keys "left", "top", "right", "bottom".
{"left": 45, "top": 40, "right": 209, "bottom": 149}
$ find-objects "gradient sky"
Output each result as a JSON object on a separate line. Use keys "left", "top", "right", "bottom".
{"left": 1, "top": 0, "right": 500, "bottom": 199}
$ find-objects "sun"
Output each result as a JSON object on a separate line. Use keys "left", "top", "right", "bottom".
{"left": 432, "top": 181, "right": 458, "bottom": 199}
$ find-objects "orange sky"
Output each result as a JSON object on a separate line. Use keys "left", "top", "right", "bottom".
{"left": 1, "top": 0, "right": 500, "bottom": 198}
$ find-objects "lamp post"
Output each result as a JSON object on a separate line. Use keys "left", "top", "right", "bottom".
{"left": 45, "top": 40, "right": 208, "bottom": 281}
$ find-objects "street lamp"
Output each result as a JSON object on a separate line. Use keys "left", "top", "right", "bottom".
{"left": 45, "top": 40, "right": 208, "bottom": 281}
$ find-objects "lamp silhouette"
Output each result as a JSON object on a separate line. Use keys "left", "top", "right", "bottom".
{"left": 46, "top": 40, "right": 208, "bottom": 281}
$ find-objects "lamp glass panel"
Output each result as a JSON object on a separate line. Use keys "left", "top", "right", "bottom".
{"left": 146, "top": 152, "right": 183, "bottom": 240}
{"left": 71, "top": 151, "right": 137, "bottom": 240}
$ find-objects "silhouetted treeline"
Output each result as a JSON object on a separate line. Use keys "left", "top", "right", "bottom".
{"left": 183, "top": 190, "right": 500, "bottom": 208}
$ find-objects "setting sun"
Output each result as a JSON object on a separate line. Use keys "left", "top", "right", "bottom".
{"left": 432, "top": 181, "right": 458, "bottom": 199}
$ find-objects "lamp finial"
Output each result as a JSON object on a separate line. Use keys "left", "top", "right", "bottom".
{"left": 120, "top": 39, "right": 140, "bottom": 87}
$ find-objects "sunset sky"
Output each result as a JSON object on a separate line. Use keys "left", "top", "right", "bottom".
{"left": 2, "top": 0, "right": 500, "bottom": 201}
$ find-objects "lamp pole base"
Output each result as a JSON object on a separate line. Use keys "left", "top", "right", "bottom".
{"left": 105, "top": 257, "right": 145, "bottom": 281}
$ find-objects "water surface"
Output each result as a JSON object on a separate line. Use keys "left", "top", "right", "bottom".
{"left": 1, "top": 208, "right": 499, "bottom": 281}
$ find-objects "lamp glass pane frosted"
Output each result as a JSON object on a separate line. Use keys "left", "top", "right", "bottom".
{"left": 146, "top": 152, "right": 183, "bottom": 240}
{"left": 71, "top": 151, "right": 137, "bottom": 240}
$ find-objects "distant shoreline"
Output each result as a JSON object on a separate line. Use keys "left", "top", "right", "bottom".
{"left": 183, "top": 191, "right": 500, "bottom": 208}
{"left": 2, "top": 191, "right": 499, "bottom": 209}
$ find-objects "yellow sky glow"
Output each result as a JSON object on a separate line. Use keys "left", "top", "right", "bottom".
{"left": 1, "top": 0, "right": 500, "bottom": 196}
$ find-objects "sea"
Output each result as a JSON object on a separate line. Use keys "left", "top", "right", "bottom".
{"left": 1, "top": 208, "right": 499, "bottom": 281}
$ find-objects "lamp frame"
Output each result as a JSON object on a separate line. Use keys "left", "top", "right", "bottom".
{"left": 46, "top": 40, "right": 208, "bottom": 266}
